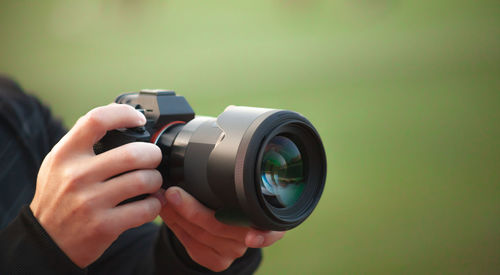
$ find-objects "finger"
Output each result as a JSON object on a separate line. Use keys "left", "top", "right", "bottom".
{"left": 89, "top": 142, "right": 161, "bottom": 182}
{"left": 168, "top": 223, "right": 234, "bottom": 272}
{"left": 100, "top": 169, "right": 162, "bottom": 207}
{"left": 109, "top": 196, "right": 161, "bottom": 232}
{"left": 161, "top": 205, "right": 247, "bottom": 259}
{"left": 163, "top": 187, "right": 250, "bottom": 242}
{"left": 245, "top": 230, "right": 286, "bottom": 248}
{"left": 65, "top": 103, "right": 146, "bottom": 152}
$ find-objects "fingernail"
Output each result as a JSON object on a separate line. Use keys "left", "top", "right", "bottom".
{"left": 253, "top": 235, "right": 265, "bottom": 247}
{"left": 167, "top": 190, "right": 181, "bottom": 207}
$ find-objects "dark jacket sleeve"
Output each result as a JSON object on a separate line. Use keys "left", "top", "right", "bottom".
{"left": 0, "top": 76, "right": 262, "bottom": 274}
{"left": 0, "top": 206, "right": 87, "bottom": 274}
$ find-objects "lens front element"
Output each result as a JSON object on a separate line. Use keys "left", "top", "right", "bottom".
{"left": 260, "top": 136, "right": 305, "bottom": 208}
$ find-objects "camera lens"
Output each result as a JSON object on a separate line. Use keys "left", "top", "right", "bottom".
{"left": 162, "top": 107, "right": 327, "bottom": 231}
{"left": 260, "top": 135, "right": 305, "bottom": 208}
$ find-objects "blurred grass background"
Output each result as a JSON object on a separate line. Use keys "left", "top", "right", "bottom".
{"left": 1, "top": 0, "right": 499, "bottom": 274}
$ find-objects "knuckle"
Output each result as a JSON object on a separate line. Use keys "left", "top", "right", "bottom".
{"left": 63, "top": 167, "right": 85, "bottom": 186}
{"left": 90, "top": 217, "right": 114, "bottom": 237}
{"left": 47, "top": 146, "right": 66, "bottom": 165}
{"left": 84, "top": 108, "right": 105, "bottom": 128}
{"left": 121, "top": 146, "right": 141, "bottom": 166}
{"left": 137, "top": 170, "right": 161, "bottom": 189}
{"left": 125, "top": 183, "right": 143, "bottom": 197}
{"left": 128, "top": 172, "right": 148, "bottom": 192}
{"left": 75, "top": 193, "right": 95, "bottom": 214}
{"left": 134, "top": 170, "right": 148, "bottom": 183}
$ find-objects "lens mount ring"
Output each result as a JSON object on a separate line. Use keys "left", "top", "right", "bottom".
{"left": 150, "top": 121, "right": 186, "bottom": 144}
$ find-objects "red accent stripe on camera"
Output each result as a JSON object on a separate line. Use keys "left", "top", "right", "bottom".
{"left": 150, "top": 121, "right": 186, "bottom": 144}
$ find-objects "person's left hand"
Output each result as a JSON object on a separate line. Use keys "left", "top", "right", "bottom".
{"left": 159, "top": 186, "right": 285, "bottom": 272}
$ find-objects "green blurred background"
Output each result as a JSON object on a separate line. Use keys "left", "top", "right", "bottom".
{"left": 1, "top": 0, "right": 499, "bottom": 274}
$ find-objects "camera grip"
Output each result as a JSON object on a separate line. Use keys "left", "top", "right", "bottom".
{"left": 93, "top": 127, "right": 151, "bottom": 155}
{"left": 93, "top": 127, "right": 153, "bottom": 205}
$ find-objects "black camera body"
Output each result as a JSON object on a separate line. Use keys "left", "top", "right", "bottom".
{"left": 95, "top": 89, "right": 326, "bottom": 231}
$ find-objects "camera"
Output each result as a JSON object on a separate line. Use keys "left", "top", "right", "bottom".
{"left": 94, "top": 89, "right": 326, "bottom": 231}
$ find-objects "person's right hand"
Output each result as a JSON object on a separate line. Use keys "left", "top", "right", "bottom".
{"left": 30, "top": 104, "right": 164, "bottom": 268}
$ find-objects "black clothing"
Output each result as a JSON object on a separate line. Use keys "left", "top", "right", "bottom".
{"left": 0, "top": 76, "right": 261, "bottom": 274}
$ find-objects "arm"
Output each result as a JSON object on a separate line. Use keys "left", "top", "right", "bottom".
{"left": 0, "top": 78, "right": 285, "bottom": 273}
{"left": 0, "top": 86, "right": 164, "bottom": 273}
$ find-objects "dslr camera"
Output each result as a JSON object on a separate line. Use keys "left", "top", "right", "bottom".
{"left": 95, "top": 90, "right": 326, "bottom": 231}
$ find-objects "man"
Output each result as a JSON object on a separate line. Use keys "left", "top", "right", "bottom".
{"left": 0, "top": 76, "right": 285, "bottom": 274}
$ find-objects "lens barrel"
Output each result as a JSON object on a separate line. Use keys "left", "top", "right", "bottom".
{"left": 157, "top": 106, "right": 326, "bottom": 231}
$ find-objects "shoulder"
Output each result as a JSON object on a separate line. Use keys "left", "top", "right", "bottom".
{"left": 0, "top": 75, "right": 43, "bottom": 125}
{"left": 0, "top": 75, "right": 66, "bottom": 165}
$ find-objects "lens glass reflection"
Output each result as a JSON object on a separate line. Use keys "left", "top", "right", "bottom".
{"left": 260, "top": 136, "right": 305, "bottom": 208}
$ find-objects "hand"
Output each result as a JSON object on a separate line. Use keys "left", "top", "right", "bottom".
{"left": 30, "top": 103, "right": 164, "bottom": 268}
{"left": 160, "top": 187, "right": 286, "bottom": 272}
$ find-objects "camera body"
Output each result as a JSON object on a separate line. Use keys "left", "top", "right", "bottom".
{"left": 93, "top": 90, "right": 195, "bottom": 165}
{"left": 95, "top": 89, "right": 327, "bottom": 231}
